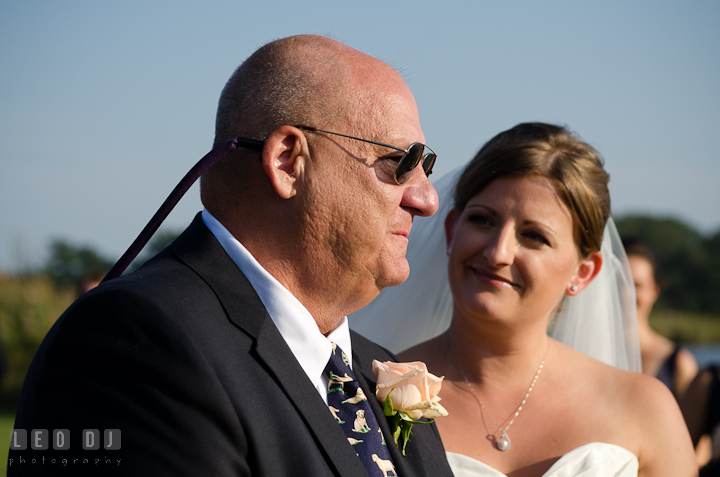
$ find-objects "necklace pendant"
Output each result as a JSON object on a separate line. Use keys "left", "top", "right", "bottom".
{"left": 497, "top": 430, "right": 511, "bottom": 451}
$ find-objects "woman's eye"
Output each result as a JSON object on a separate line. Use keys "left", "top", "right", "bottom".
{"left": 468, "top": 214, "right": 492, "bottom": 227}
{"left": 523, "top": 231, "right": 549, "bottom": 246}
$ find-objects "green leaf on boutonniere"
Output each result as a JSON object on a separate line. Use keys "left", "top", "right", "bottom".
{"left": 401, "top": 422, "right": 413, "bottom": 456}
{"left": 398, "top": 412, "right": 428, "bottom": 425}
{"left": 383, "top": 391, "right": 396, "bottom": 417}
{"left": 393, "top": 419, "right": 402, "bottom": 445}
{"left": 380, "top": 388, "right": 434, "bottom": 456}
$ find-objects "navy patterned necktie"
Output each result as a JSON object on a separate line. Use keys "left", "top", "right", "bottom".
{"left": 325, "top": 343, "right": 396, "bottom": 477}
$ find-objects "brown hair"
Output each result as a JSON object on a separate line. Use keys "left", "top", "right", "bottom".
{"left": 622, "top": 237, "right": 662, "bottom": 285}
{"left": 454, "top": 122, "right": 610, "bottom": 257}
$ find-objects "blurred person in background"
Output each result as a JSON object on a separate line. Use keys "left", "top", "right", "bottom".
{"left": 681, "top": 364, "right": 720, "bottom": 472}
{"left": 623, "top": 237, "right": 698, "bottom": 399}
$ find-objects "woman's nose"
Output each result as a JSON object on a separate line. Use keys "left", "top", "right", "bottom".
{"left": 483, "top": 226, "right": 515, "bottom": 267}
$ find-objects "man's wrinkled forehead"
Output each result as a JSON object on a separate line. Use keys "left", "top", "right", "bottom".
{"left": 284, "top": 37, "right": 420, "bottom": 143}
{"left": 337, "top": 65, "right": 420, "bottom": 141}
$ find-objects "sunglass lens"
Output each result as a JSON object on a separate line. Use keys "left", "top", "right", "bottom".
{"left": 422, "top": 153, "right": 436, "bottom": 177}
{"left": 394, "top": 143, "right": 425, "bottom": 184}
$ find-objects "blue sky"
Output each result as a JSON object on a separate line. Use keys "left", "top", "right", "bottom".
{"left": 1, "top": 1, "right": 718, "bottom": 272}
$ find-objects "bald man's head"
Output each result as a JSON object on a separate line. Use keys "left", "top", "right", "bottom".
{"left": 215, "top": 35, "right": 370, "bottom": 146}
{"left": 203, "top": 35, "right": 415, "bottom": 204}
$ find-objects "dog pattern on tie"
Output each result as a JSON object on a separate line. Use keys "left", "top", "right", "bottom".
{"left": 352, "top": 410, "right": 371, "bottom": 433}
{"left": 325, "top": 344, "right": 396, "bottom": 476}
{"left": 328, "top": 372, "right": 354, "bottom": 393}
{"left": 372, "top": 454, "right": 397, "bottom": 477}
{"left": 342, "top": 387, "right": 368, "bottom": 404}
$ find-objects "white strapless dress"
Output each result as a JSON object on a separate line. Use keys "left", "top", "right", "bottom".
{"left": 447, "top": 443, "right": 638, "bottom": 477}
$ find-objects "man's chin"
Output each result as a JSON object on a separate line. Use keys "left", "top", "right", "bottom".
{"left": 375, "top": 260, "right": 411, "bottom": 290}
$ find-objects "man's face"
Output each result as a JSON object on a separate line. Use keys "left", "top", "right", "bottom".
{"left": 300, "top": 83, "right": 439, "bottom": 303}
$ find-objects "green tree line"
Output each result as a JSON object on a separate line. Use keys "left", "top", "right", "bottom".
{"left": 43, "top": 228, "right": 182, "bottom": 290}
{"left": 615, "top": 215, "right": 720, "bottom": 314}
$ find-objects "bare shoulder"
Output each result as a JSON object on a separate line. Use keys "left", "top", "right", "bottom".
{"left": 553, "top": 341, "right": 659, "bottom": 392}
{"left": 675, "top": 347, "right": 700, "bottom": 395}
{"left": 552, "top": 342, "right": 696, "bottom": 475}
{"left": 613, "top": 367, "right": 678, "bottom": 419}
{"left": 624, "top": 373, "right": 696, "bottom": 475}
{"left": 677, "top": 346, "right": 698, "bottom": 370}
{"left": 559, "top": 343, "right": 681, "bottom": 429}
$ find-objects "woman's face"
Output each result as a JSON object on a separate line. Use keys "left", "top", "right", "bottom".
{"left": 627, "top": 255, "right": 659, "bottom": 320}
{"left": 445, "top": 175, "right": 598, "bottom": 327}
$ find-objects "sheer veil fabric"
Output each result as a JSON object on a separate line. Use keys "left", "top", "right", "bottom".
{"left": 350, "top": 168, "right": 642, "bottom": 373}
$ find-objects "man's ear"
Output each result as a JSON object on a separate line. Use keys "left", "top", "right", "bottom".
{"left": 567, "top": 251, "right": 603, "bottom": 296}
{"left": 262, "top": 125, "right": 307, "bottom": 199}
{"left": 444, "top": 209, "right": 459, "bottom": 255}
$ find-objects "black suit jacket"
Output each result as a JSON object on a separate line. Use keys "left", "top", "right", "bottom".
{"left": 10, "top": 215, "right": 453, "bottom": 476}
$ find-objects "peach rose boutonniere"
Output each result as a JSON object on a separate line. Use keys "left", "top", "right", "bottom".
{"left": 372, "top": 360, "right": 448, "bottom": 455}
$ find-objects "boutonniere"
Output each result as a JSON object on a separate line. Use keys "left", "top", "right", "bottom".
{"left": 372, "top": 360, "right": 449, "bottom": 456}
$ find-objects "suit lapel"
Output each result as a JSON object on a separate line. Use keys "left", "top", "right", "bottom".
{"left": 171, "top": 215, "right": 367, "bottom": 476}
{"left": 171, "top": 214, "right": 267, "bottom": 336}
{"left": 253, "top": 320, "right": 368, "bottom": 477}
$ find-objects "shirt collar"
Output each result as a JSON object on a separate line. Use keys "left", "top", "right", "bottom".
{"left": 201, "top": 209, "right": 352, "bottom": 380}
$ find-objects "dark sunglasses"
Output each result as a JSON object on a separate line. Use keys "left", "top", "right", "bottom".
{"left": 296, "top": 125, "right": 436, "bottom": 185}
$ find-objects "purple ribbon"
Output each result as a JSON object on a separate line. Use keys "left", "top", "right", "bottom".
{"left": 102, "top": 136, "right": 263, "bottom": 282}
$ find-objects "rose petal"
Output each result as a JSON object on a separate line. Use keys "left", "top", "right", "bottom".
{"left": 406, "top": 400, "right": 449, "bottom": 419}
{"left": 373, "top": 360, "right": 449, "bottom": 418}
{"left": 403, "top": 409, "right": 424, "bottom": 420}
{"left": 390, "top": 382, "right": 422, "bottom": 411}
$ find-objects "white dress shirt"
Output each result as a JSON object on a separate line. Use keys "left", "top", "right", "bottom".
{"left": 201, "top": 209, "right": 352, "bottom": 404}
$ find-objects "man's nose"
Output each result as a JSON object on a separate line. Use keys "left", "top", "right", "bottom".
{"left": 400, "top": 167, "right": 439, "bottom": 217}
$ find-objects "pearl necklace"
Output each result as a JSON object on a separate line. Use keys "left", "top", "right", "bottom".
{"left": 450, "top": 341, "right": 550, "bottom": 451}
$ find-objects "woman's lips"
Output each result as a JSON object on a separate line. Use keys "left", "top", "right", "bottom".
{"left": 471, "top": 267, "right": 518, "bottom": 288}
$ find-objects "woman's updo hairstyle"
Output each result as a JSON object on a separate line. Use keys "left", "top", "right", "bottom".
{"left": 454, "top": 122, "right": 610, "bottom": 258}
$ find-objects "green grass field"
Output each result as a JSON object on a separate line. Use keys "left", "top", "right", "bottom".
{"left": 650, "top": 309, "right": 720, "bottom": 343}
{"left": 0, "top": 410, "right": 16, "bottom": 474}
